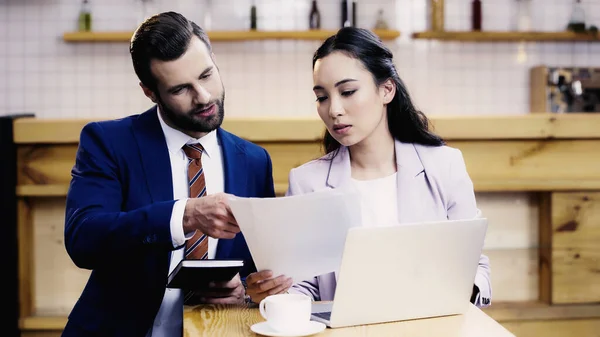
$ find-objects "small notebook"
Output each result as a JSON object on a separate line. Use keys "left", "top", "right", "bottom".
{"left": 167, "top": 259, "right": 244, "bottom": 290}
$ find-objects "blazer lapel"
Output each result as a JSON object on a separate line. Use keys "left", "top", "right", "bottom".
{"left": 394, "top": 141, "right": 426, "bottom": 223}
{"left": 131, "top": 106, "right": 174, "bottom": 202}
{"left": 216, "top": 128, "right": 247, "bottom": 259}
{"left": 325, "top": 147, "right": 352, "bottom": 189}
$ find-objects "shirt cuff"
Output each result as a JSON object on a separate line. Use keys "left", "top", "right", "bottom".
{"left": 170, "top": 198, "right": 192, "bottom": 248}
{"left": 474, "top": 272, "right": 491, "bottom": 307}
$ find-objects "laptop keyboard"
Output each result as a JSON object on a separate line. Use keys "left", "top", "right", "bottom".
{"left": 312, "top": 312, "right": 332, "bottom": 321}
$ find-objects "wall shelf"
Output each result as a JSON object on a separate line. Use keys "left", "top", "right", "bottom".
{"left": 412, "top": 31, "right": 600, "bottom": 42}
{"left": 62, "top": 29, "right": 401, "bottom": 43}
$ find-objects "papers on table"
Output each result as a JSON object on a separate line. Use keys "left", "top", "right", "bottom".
{"left": 229, "top": 189, "right": 361, "bottom": 283}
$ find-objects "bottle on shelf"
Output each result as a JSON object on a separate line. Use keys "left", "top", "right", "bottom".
{"left": 78, "top": 0, "right": 92, "bottom": 32}
{"left": 567, "top": 0, "right": 586, "bottom": 33}
{"left": 428, "top": 0, "right": 444, "bottom": 32}
{"left": 309, "top": 0, "right": 321, "bottom": 30}
{"left": 471, "top": 0, "right": 482, "bottom": 31}
{"left": 203, "top": 0, "right": 213, "bottom": 31}
{"left": 341, "top": 0, "right": 350, "bottom": 28}
{"left": 250, "top": 1, "right": 257, "bottom": 30}
{"left": 351, "top": 0, "right": 357, "bottom": 27}
{"left": 373, "top": 9, "right": 388, "bottom": 30}
{"left": 512, "top": 0, "right": 532, "bottom": 32}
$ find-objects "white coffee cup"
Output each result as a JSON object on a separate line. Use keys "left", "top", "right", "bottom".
{"left": 259, "top": 293, "right": 312, "bottom": 333}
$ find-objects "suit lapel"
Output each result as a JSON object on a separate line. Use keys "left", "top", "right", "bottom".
{"left": 216, "top": 128, "right": 247, "bottom": 259}
{"left": 131, "top": 106, "right": 174, "bottom": 203}
{"left": 325, "top": 147, "right": 352, "bottom": 189}
{"left": 326, "top": 142, "right": 427, "bottom": 223}
{"left": 394, "top": 141, "right": 426, "bottom": 223}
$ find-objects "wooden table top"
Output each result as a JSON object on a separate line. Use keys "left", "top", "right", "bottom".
{"left": 184, "top": 303, "right": 515, "bottom": 337}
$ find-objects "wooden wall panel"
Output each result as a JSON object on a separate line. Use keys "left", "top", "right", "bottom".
{"left": 32, "top": 199, "right": 89, "bottom": 316}
{"left": 17, "top": 141, "right": 600, "bottom": 197}
{"left": 29, "top": 194, "right": 540, "bottom": 315}
{"left": 16, "top": 142, "right": 564, "bottom": 310}
{"left": 447, "top": 140, "right": 600, "bottom": 191}
{"left": 539, "top": 193, "right": 553, "bottom": 304}
{"left": 484, "top": 248, "right": 538, "bottom": 302}
{"left": 478, "top": 192, "right": 540, "bottom": 302}
{"left": 17, "top": 145, "right": 77, "bottom": 187}
{"left": 530, "top": 66, "right": 549, "bottom": 113}
{"left": 14, "top": 114, "right": 600, "bottom": 144}
{"left": 258, "top": 142, "right": 322, "bottom": 191}
{"left": 20, "top": 316, "right": 66, "bottom": 332}
{"left": 18, "top": 199, "right": 34, "bottom": 318}
{"left": 552, "top": 192, "right": 600, "bottom": 304}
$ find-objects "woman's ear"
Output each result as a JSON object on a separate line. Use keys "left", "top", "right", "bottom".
{"left": 381, "top": 79, "right": 395, "bottom": 105}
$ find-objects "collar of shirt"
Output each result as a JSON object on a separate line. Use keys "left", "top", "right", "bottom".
{"left": 156, "top": 105, "right": 219, "bottom": 159}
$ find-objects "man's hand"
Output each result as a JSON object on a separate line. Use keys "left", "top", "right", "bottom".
{"left": 188, "top": 273, "right": 246, "bottom": 305}
{"left": 183, "top": 193, "right": 240, "bottom": 239}
{"left": 246, "top": 270, "right": 293, "bottom": 303}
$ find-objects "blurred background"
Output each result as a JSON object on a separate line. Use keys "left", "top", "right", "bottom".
{"left": 1, "top": 0, "right": 599, "bottom": 337}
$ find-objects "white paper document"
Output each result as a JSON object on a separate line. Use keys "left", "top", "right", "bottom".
{"left": 229, "top": 189, "right": 361, "bottom": 283}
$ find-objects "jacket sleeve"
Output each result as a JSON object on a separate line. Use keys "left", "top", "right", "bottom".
{"left": 447, "top": 149, "right": 492, "bottom": 308}
{"left": 289, "top": 278, "right": 321, "bottom": 301}
{"left": 263, "top": 148, "right": 276, "bottom": 198}
{"left": 64, "top": 122, "right": 175, "bottom": 270}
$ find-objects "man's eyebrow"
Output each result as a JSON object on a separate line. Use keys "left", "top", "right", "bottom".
{"left": 167, "top": 66, "right": 214, "bottom": 92}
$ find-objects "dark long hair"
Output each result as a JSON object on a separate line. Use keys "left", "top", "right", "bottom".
{"left": 313, "top": 27, "right": 444, "bottom": 154}
{"left": 130, "top": 11, "right": 211, "bottom": 93}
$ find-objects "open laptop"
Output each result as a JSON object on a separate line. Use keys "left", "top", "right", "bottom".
{"left": 310, "top": 218, "right": 488, "bottom": 328}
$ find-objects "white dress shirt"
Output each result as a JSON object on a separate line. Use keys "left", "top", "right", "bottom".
{"left": 147, "top": 108, "right": 225, "bottom": 337}
{"left": 351, "top": 173, "right": 399, "bottom": 227}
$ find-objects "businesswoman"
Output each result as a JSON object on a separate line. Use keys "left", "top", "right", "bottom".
{"left": 246, "top": 27, "right": 491, "bottom": 307}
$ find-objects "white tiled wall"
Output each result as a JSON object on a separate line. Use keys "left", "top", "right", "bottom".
{"left": 0, "top": 0, "right": 599, "bottom": 119}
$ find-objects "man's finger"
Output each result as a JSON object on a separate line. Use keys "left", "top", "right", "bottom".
{"left": 257, "top": 275, "right": 287, "bottom": 292}
{"left": 227, "top": 213, "right": 238, "bottom": 225}
{"left": 265, "top": 280, "right": 292, "bottom": 296}
{"left": 224, "top": 202, "right": 237, "bottom": 221}
{"left": 212, "top": 217, "right": 239, "bottom": 234}
{"left": 246, "top": 270, "right": 273, "bottom": 286}
{"left": 213, "top": 229, "right": 236, "bottom": 240}
{"left": 221, "top": 222, "right": 240, "bottom": 234}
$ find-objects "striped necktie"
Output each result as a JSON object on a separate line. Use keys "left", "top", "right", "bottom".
{"left": 183, "top": 143, "right": 208, "bottom": 260}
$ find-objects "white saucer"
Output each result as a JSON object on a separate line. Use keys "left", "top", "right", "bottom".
{"left": 250, "top": 321, "right": 326, "bottom": 337}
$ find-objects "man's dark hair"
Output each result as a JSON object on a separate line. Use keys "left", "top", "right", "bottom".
{"left": 130, "top": 11, "right": 212, "bottom": 92}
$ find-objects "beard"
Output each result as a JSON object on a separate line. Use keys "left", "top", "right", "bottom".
{"left": 158, "top": 91, "right": 225, "bottom": 134}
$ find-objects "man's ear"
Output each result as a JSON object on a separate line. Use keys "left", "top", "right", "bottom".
{"left": 140, "top": 82, "right": 157, "bottom": 103}
{"left": 381, "top": 79, "right": 396, "bottom": 105}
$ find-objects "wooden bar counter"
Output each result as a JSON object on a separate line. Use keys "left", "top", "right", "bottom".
{"left": 183, "top": 303, "right": 515, "bottom": 337}
{"left": 11, "top": 113, "right": 600, "bottom": 337}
